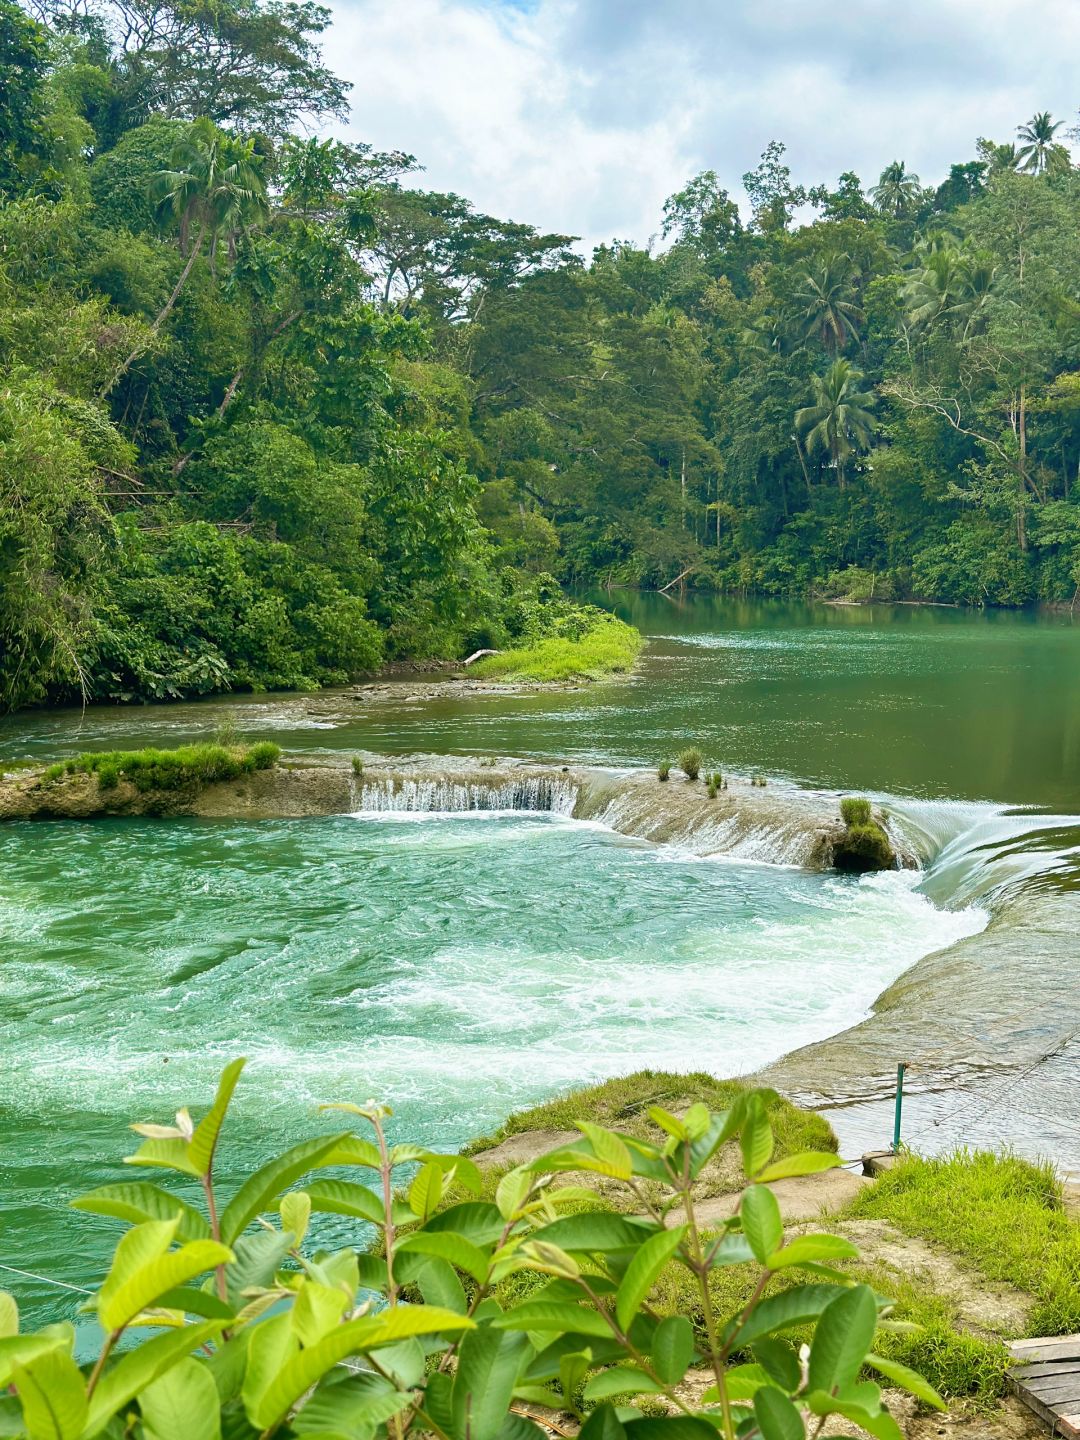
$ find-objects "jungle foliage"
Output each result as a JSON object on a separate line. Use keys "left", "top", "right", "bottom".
{"left": 5, "top": 0, "right": 1080, "bottom": 714}
{"left": 0, "top": 1058, "right": 941, "bottom": 1439}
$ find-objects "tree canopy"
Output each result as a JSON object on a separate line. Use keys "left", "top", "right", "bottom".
{"left": 4, "top": 0, "right": 1080, "bottom": 712}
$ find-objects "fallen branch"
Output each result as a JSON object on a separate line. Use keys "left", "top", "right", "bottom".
{"left": 462, "top": 649, "right": 500, "bottom": 666}
{"left": 659, "top": 566, "right": 699, "bottom": 595}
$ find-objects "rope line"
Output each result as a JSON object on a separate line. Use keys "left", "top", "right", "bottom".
{"left": 0, "top": 1261, "right": 93, "bottom": 1295}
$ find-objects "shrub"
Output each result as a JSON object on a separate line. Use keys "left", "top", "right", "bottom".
{"left": 835, "top": 821, "right": 894, "bottom": 871}
{"left": 470, "top": 612, "right": 642, "bottom": 683}
{"left": 677, "top": 747, "right": 702, "bottom": 780}
{"left": 707, "top": 778, "right": 718, "bottom": 798}
{"left": 840, "top": 796, "right": 872, "bottom": 826}
{"left": 351, "top": 754, "right": 364, "bottom": 776}
{"left": 657, "top": 760, "right": 671, "bottom": 781}
{"left": 0, "top": 1062, "right": 936, "bottom": 1439}
{"left": 751, "top": 772, "right": 767, "bottom": 787}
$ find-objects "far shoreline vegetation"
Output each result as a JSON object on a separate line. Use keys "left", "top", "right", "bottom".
{"left": 5, "top": 0, "right": 1080, "bottom": 714}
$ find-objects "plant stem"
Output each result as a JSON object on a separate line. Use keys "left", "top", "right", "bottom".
{"left": 85, "top": 1328, "right": 121, "bottom": 1398}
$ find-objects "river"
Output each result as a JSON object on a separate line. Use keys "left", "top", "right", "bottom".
{"left": 1, "top": 596, "right": 1079, "bottom": 1334}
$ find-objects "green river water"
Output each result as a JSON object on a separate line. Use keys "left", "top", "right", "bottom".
{"left": 1, "top": 596, "right": 1079, "bottom": 1340}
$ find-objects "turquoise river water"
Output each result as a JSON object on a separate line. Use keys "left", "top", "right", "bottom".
{"left": 1, "top": 596, "right": 1079, "bottom": 1339}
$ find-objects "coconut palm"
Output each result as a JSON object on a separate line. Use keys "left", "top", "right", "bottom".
{"left": 1016, "top": 113, "right": 1069, "bottom": 175}
{"left": 869, "top": 160, "right": 921, "bottom": 218}
{"left": 795, "top": 359, "right": 877, "bottom": 488}
{"left": 976, "top": 138, "right": 1023, "bottom": 175}
{"left": 793, "top": 254, "right": 864, "bottom": 354}
{"left": 104, "top": 119, "right": 268, "bottom": 394}
{"left": 903, "top": 241, "right": 998, "bottom": 341}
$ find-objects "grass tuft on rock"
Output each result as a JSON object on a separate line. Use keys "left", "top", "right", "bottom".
{"left": 840, "top": 795, "right": 872, "bottom": 825}
{"left": 676, "top": 747, "right": 702, "bottom": 781}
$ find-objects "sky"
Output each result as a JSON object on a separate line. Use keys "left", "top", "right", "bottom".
{"left": 328, "top": 0, "right": 1080, "bottom": 251}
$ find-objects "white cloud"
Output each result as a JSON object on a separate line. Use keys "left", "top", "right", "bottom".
{"left": 327, "top": 0, "right": 1080, "bottom": 250}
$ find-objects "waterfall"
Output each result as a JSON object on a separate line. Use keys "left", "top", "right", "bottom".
{"left": 355, "top": 773, "right": 579, "bottom": 816}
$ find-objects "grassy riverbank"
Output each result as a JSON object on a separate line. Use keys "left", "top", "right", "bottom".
{"left": 469, "top": 613, "right": 643, "bottom": 682}
{"left": 41, "top": 740, "right": 280, "bottom": 790}
{"left": 464, "top": 1073, "right": 1076, "bottom": 1424}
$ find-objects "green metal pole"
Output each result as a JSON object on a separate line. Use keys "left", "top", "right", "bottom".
{"left": 892, "top": 1062, "right": 907, "bottom": 1152}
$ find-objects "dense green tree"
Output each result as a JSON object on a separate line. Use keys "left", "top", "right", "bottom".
{"left": 795, "top": 359, "right": 877, "bottom": 488}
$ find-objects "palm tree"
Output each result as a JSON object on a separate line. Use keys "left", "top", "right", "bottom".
{"left": 1016, "top": 113, "right": 1069, "bottom": 174}
{"left": 793, "top": 254, "right": 864, "bottom": 354}
{"left": 795, "top": 359, "right": 877, "bottom": 488}
{"left": 103, "top": 118, "right": 268, "bottom": 394}
{"left": 903, "top": 241, "right": 998, "bottom": 340}
{"left": 976, "top": 138, "right": 1022, "bottom": 175}
{"left": 869, "top": 161, "right": 921, "bottom": 218}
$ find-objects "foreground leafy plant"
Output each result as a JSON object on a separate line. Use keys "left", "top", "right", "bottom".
{"left": 0, "top": 1062, "right": 941, "bottom": 1439}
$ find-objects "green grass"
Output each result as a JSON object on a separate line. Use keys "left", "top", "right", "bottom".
{"left": 463, "top": 1070, "right": 837, "bottom": 1159}
{"left": 468, "top": 616, "right": 642, "bottom": 683}
{"left": 40, "top": 741, "right": 280, "bottom": 792}
{"left": 847, "top": 1149, "right": 1080, "bottom": 1334}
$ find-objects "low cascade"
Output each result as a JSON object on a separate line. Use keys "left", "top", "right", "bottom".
{"left": 354, "top": 773, "right": 579, "bottom": 815}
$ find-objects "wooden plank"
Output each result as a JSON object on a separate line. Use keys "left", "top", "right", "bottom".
{"left": 1007, "top": 1382, "right": 1080, "bottom": 1440}
{"left": 1019, "top": 1380, "right": 1080, "bottom": 1405}
{"left": 1010, "top": 1334, "right": 1080, "bottom": 1354}
{"left": 1009, "top": 1339, "right": 1080, "bottom": 1364}
{"left": 1011, "top": 1360, "right": 1080, "bottom": 1382}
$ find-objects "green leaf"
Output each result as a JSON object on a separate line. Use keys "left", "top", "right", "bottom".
{"left": 0, "top": 1294, "right": 16, "bottom": 1340}
{"left": 578, "top": 1403, "right": 627, "bottom": 1440}
{"left": 99, "top": 1228, "right": 233, "bottom": 1332}
{"left": 532, "top": 1212, "right": 656, "bottom": 1256}
{"left": 241, "top": 1313, "right": 298, "bottom": 1422}
{"left": 0, "top": 1332, "right": 72, "bottom": 1391}
{"left": 225, "top": 1229, "right": 294, "bottom": 1309}
{"left": 739, "top": 1097, "right": 774, "bottom": 1179}
{"left": 651, "top": 1314, "right": 694, "bottom": 1385}
{"left": 575, "top": 1123, "right": 632, "bottom": 1180}
{"left": 646, "top": 1106, "right": 688, "bottom": 1141}
{"left": 753, "top": 1338, "right": 801, "bottom": 1391}
{"left": 124, "top": 1137, "right": 200, "bottom": 1177}
{"left": 756, "top": 1152, "right": 840, "bottom": 1184}
{"left": 414, "top": 1149, "right": 483, "bottom": 1196}
{"left": 318, "top": 1135, "right": 383, "bottom": 1170}
{"left": 495, "top": 1167, "right": 532, "bottom": 1221}
{"left": 291, "top": 1281, "right": 349, "bottom": 1346}
{"left": 304, "top": 1179, "right": 384, "bottom": 1226}
{"left": 409, "top": 1162, "right": 443, "bottom": 1221}
{"left": 615, "top": 1225, "right": 686, "bottom": 1331}
{"left": 72, "top": 1183, "right": 211, "bottom": 1242}
{"left": 280, "top": 1190, "right": 311, "bottom": 1247}
{"left": 292, "top": 1374, "right": 413, "bottom": 1435}
{"left": 246, "top": 1308, "right": 474, "bottom": 1428}
{"left": 140, "top": 1357, "right": 222, "bottom": 1440}
{"left": 705, "top": 1233, "right": 756, "bottom": 1268}
{"left": 866, "top": 1353, "right": 946, "bottom": 1410}
{"left": 492, "top": 1302, "right": 615, "bottom": 1339}
{"left": 416, "top": 1256, "right": 468, "bottom": 1314}
{"left": 623, "top": 1419, "right": 717, "bottom": 1440}
{"left": 154, "top": 1287, "right": 235, "bottom": 1321}
{"left": 752, "top": 1386, "right": 804, "bottom": 1440}
{"left": 397, "top": 1231, "right": 491, "bottom": 1283}
{"left": 452, "top": 1328, "right": 528, "bottom": 1440}
{"left": 584, "top": 1368, "right": 665, "bottom": 1401}
{"left": 805, "top": 1393, "right": 903, "bottom": 1440}
{"left": 559, "top": 1347, "right": 592, "bottom": 1413}
{"left": 85, "top": 1322, "right": 223, "bottom": 1437}
{"left": 188, "top": 1058, "right": 246, "bottom": 1178}
{"left": 422, "top": 1202, "right": 510, "bottom": 1244}
{"left": 767, "top": 1233, "right": 858, "bottom": 1270}
{"left": 726, "top": 1283, "right": 844, "bottom": 1348}
{"left": 219, "top": 1133, "right": 350, "bottom": 1244}
{"left": 705, "top": 1361, "right": 770, "bottom": 1402}
{"left": 807, "top": 1284, "right": 879, "bottom": 1395}
{"left": 527, "top": 1147, "right": 630, "bottom": 1181}
{"left": 12, "top": 1349, "right": 87, "bottom": 1440}
{"left": 740, "top": 1186, "right": 783, "bottom": 1266}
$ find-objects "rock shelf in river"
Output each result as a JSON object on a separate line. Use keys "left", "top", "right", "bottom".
{"left": 0, "top": 752, "right": 902, "bottom": 872}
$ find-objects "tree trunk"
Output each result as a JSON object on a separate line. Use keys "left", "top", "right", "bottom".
{"left": 793, "top": 433, "right": 812, "bottom": 496}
